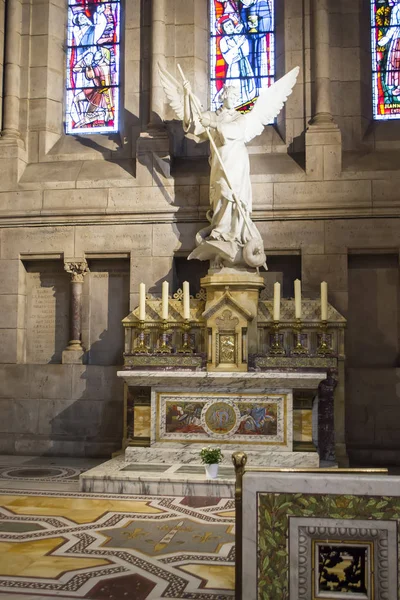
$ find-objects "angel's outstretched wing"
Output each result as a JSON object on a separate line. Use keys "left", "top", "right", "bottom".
{"left": 158, "top": 64, "right": 185, "bottom": 120}
{"left": 243, "top": 67, "right": 300, "bottom": 143}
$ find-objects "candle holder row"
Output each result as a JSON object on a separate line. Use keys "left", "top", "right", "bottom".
{"left": 133, "top": 319, "right": 194, "bottom": 354}
{"left": 269, "top": 320, "right": 332, "bottom": 357}
{"left": 132, "top": 319, "right": 333, "bottom": 357}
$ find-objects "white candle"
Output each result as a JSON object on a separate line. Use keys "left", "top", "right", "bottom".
{"left": 294, "top": 279, "right": 302, "bottom": 319}
{"left": 183, "top": 281, "right": 190, "bottom": 320}
{"left": 162, "top": 281, "right": 169, "bottom": 320}
{"left": 321, "top": 281, "right": 328, "bottom": 321}
{"left": 139, "top": 282, "right": 146, "bottom": 321}
{"left": 273, "top": 281, "right": 281, "bottom": 321}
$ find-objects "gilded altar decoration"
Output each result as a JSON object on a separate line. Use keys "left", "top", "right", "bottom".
{"left": 218, "top": 334, "right": 236, "bottom": 363}
{"left": 203, "top": 401, "right": 239, "bottom": 435}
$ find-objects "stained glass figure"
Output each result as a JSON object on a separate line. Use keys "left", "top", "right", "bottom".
{"left": 372, "top": 0, "right": 400, "bottom": 120}
{"left": 66, "top": 0, "right": 120, "bottom": 134}
{"left": 210, "top": 0, "right": 275, "bottom": 113}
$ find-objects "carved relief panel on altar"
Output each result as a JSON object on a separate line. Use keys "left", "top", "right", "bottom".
{"left": 154, "top": 391, "right": 292, "bottom": 450}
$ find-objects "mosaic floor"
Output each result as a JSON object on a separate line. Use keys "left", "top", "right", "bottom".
{"left": 0, "top": 457, "right": 235, "bottom": 600}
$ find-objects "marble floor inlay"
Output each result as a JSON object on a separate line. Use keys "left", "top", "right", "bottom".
{"left": 0, "top": 456, "right": 235, "bottom": 600}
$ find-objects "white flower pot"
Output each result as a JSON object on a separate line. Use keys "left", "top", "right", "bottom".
{"left": 205, "top": 463, "right": 219, "bottom": 479}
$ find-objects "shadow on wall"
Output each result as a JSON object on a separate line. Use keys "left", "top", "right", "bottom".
{"left": 49, "top": 356, "right": 124, "bottom": 458}
{"left": 48, "top": 261, "right": 131, "bottom": 458}
{"left": 346, "top": 253, "right": 400, "bottom": 466}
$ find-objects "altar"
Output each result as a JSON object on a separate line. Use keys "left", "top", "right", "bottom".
{"left": 80, "top": 270, "right": 346, "bottom": 497}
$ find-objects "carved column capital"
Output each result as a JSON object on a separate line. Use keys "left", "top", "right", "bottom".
{"left": 64, "top": 259, "right": 89, "bottom": 283}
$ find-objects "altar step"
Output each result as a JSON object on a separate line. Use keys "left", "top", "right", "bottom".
{"left": 79, "top": 448, "right": 321, "bottom": 497}
{"left": 79, "top": 455, "right": 236, "bottom": 496}
{"left": 124, "top": 444, "right": 320, "bottom": 467}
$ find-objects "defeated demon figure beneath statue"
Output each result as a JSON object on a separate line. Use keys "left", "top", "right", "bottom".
{"left": 159, "top": 63, "right": 299, "bottom": 270}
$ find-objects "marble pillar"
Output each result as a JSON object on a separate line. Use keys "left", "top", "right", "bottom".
{"left": 306, "top": 0, "right": 341, "bottom": 179}
{"left": 62, "top": 259, "right": 89, "bottom": 364}
{"left": 1, "top": 0, "right": 22, "bottom": 140}
{"left": 317, "top": 368, "right": 337, "bottom": 462}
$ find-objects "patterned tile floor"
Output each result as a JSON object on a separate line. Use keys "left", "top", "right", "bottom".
{"left": 0, "top": 456, "right": 235, "bottom": 600}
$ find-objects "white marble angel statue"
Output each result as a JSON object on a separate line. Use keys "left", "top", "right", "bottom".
{"left": 159, "top": 64, "right": 299, "bottom": 270}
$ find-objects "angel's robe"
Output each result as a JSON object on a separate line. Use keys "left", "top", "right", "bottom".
{"left": 184, "top": 102, "right": 255, "bottom": 246}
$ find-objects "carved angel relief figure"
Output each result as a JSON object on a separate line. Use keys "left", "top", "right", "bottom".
{"left": 159, "top": 64, "right": 299, "bottom": 271}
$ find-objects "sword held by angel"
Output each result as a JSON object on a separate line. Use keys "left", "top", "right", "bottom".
{"left": 159, "top": 63, "right": 300, "bottom": 271}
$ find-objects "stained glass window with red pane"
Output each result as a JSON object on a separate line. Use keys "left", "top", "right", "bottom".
{"left": 66, "top": 0, "right": 120, "bottom": 133}
{"left": 210, "top": 0, "right": 275, "bottom": 113}
{"left": 372, "top": 0, "right": 400, "bottom": 120}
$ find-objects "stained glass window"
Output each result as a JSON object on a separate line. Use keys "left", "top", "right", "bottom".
{"left": 210, "top": 0, "right": 275, "bottom": 113}
{"left": 66, "top": 0, "right": 120, "bottom": 134}
{"left": 371, "top": 0, "right": 400, "bottom": 120}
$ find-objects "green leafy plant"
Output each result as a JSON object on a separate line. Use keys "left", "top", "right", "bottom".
{"left": 199, "top": 446, "right": 223, "bottom": 465}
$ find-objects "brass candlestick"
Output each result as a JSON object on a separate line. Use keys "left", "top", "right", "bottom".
{"left": 292, "top": 319, "right": 308, "bottom": 355}
{"left": 178, "top": 320, "right": 192, "bottom": 353}
{"left": 317, "top": 320, "right": 331, "bottom": 355}
{"left": 133, "top": 321, "right": 149, "bottom": 354}
{"left": 269, "top": 321, "right": 285, "bottom": 356}
{"left": 157, "top": 320, "right": 172, "bottom": 353}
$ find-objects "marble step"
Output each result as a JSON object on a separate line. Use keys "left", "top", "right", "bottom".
{"left": 79, "top": 455, "right": 236, "bottom": 497}
{"left": 124, "top": 444, "right": 320, "bottom": 468}
{"left": 80, "top": 448, "right": 322, "bottom": 497}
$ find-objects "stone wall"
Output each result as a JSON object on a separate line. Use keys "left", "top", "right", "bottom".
{"left": 0, "top": 364, "right": 123, "bottom": 456}
{"left": 0, "top": 0, "right": 399, "bottom": 462}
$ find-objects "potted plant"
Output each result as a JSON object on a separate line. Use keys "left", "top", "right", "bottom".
{"left": 200, "top": 446, "right": 223, "bottom": 479}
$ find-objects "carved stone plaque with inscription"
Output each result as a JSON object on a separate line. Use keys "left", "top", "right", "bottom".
{"left": 26, "top": 262, "right": 70, "bottom": 364}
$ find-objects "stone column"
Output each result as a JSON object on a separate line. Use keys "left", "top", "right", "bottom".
{"left": 305, "top": 0, "right": 341, "bottom": 179}
{"left": 0, "top": 0, "right": 6, "bottom": 134}
{"left": 311, "top": 0, "right": 332, "bottom": 126}
{"left": 136, "top": 0, "right": 170, "bottom": 184}
{"left": 62, "top": 259, "right": 89, "bottom": 364}
{"left": 1, "top": 0, "right": 22, "bottom": 140}
{"left": 150, "top": 0, "right": 166, "bottom": 127}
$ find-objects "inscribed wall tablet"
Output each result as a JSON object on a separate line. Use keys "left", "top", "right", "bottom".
{"left": 26, "top": 263, "right": 70, "bottom": 364}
